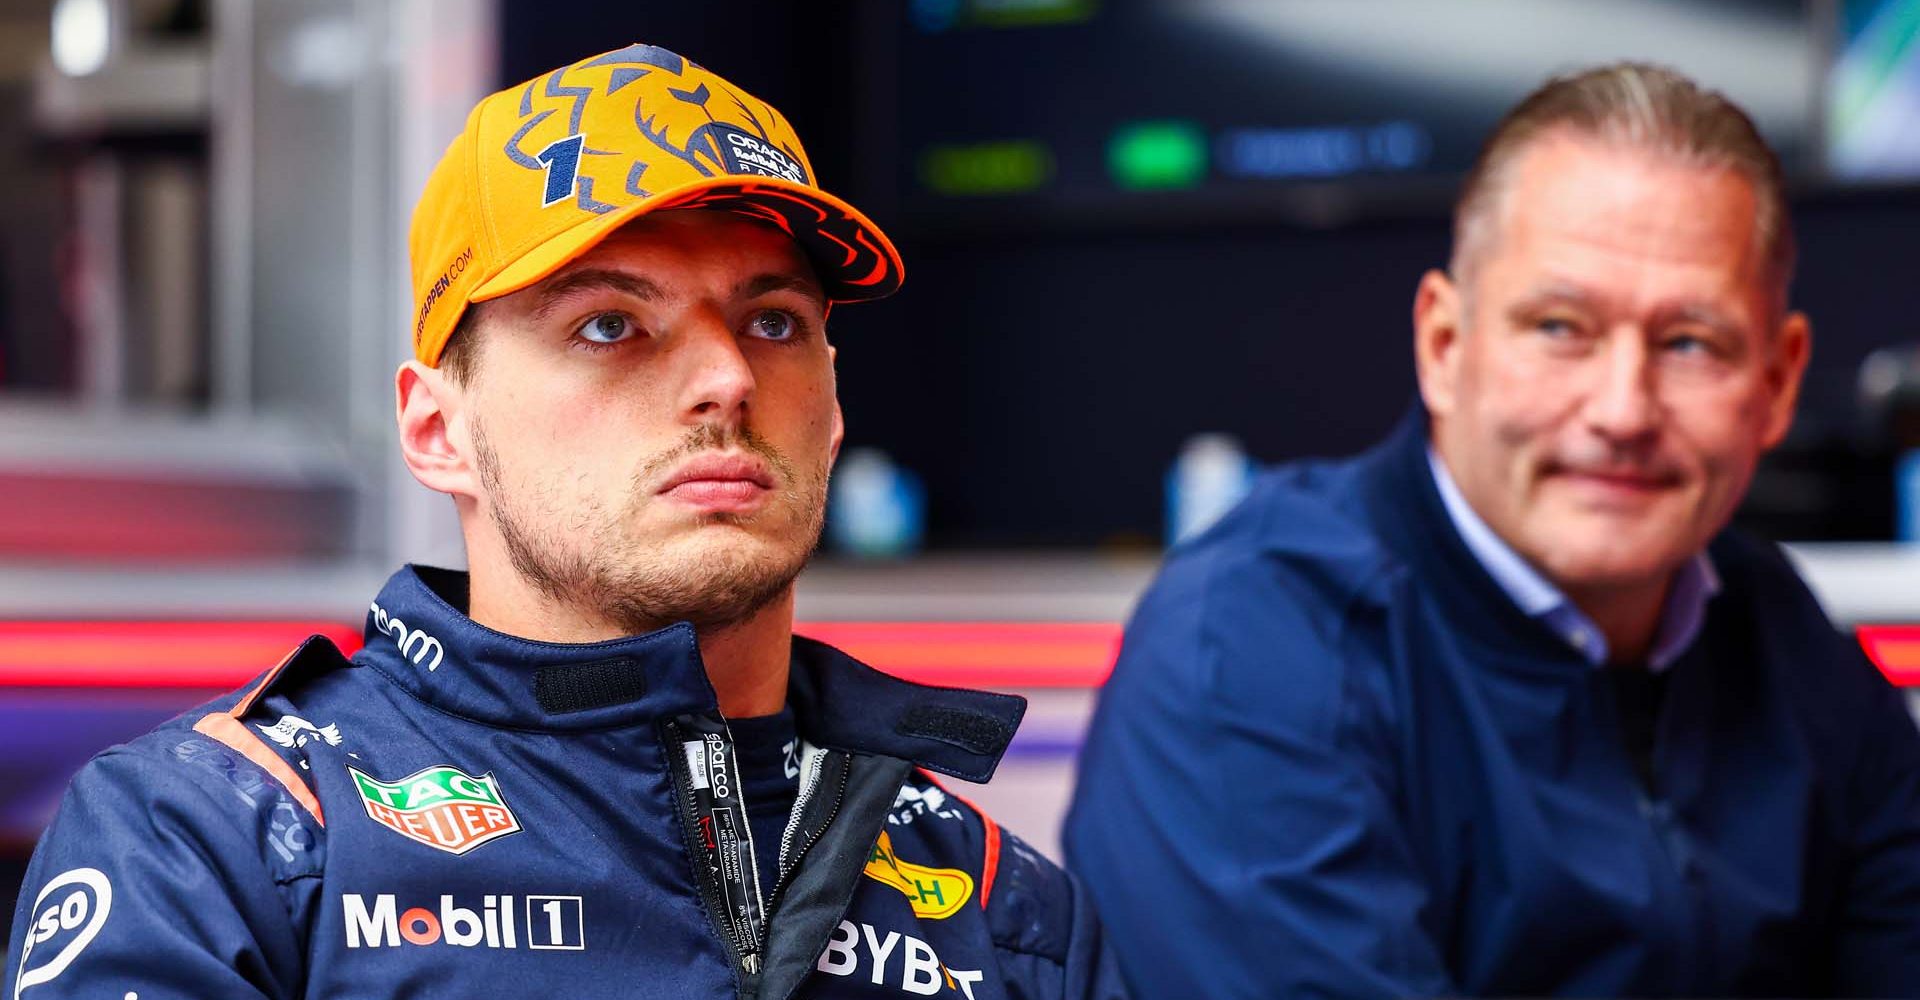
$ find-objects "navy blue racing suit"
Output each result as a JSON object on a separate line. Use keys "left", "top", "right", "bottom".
{"left": 10, "top": 566, "right": 1125, "bottom": 999}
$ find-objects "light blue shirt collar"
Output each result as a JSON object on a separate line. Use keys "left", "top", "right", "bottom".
{"left": 1427, "top": 449, "right": 1720, "bottom": 671}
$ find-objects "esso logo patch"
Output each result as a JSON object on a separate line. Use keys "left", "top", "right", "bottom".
{"left": 13, "top": 867, "right": 112, "bottom": 998}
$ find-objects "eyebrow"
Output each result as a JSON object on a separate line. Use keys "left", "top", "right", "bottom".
{"left": 526, "top": 268, "right": 824, "bottom": 321}
{"left": 1506, "top": 282, "right": 1745, "bottom": 338}
{"left": 735, "top": 271, "right": 826, "bottom": 307}
{"left": 529, "top": 268, "right": 663, "bottom": 321}
{"left": 1506, "top": 281, "right": 1601, "bottom": 318}
{"left": 1647, "top": 302, "right": 1745, "bottom": 340}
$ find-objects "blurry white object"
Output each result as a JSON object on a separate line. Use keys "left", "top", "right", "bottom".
{"left": 1183, "top": 0, "right": 1808, "bottom": 139}
{"left": 52, "top": 0, "right": 113, "bottom": 77}
{"left": 1828, "top": 0, "right": 1920, "bottom": 180}
{"left": 1167, "top": 433, "right": 1254, "bottom": 545}
{"left": 278, "top": 15, "right": 363, "bottom": 89}
{"left": 827, "top": 448, "right": 927, "bottom": 559}
{"left": 36, "top": 0, "right": 207, "bottom": 134}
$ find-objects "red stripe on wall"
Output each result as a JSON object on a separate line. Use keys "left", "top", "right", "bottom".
{"left": 0, "top": 622, "right": 363, "bottom": 687}
{"left": 8, "top": 622, "right": 1909, "bottom": 692}
{"left": 0, "top": 620, "right": 1123, "bottom": 689}
{"left": 1858, "top": 625, "right": 1920, "bottom": 687}
{"left": 795, "top": 622, "right": 1122, "bottom": 688}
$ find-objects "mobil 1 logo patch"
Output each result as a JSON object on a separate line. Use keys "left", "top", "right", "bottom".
{"left": 343, "top": 892, "right": 584, "bottom": 951}
{"left": 14, "top": 868, "right": 111, "bottom": 997}
{"left": 711, "top": 124, "right": 808, "bottom": 184}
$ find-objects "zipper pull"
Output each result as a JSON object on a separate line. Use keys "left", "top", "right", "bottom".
{"left": 742, "top": 951, "right": 761, "bottom": 975}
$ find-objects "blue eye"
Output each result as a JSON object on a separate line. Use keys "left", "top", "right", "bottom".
{"left": 575, "top": 312, "right": 636, "bottom": 345}
{"left": 749, "top": 310, "right": 798, "bottom": 342}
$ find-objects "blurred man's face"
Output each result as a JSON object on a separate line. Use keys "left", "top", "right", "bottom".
{"left": 1416, "top": 131, "right": 1808, "bottom": 598}
{"left": 459, "top": 210, "right": 840, "bottom": 632}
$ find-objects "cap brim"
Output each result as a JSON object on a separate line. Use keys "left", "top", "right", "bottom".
{"left": 470, "top": 175, "right": 903, "bottom": 308}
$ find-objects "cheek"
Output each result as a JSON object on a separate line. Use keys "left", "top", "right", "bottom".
{"left": 764, "top": 362, "right": 840, "bottom": 454}
{"left": 803, "top": 383, "right": 839, "bottom": 441}
{"left": 1665, "top": 383, "right": 1771, "bottom": 477}
{"left": 483, "top": 383, "right": 660, "bottom": 492}
{"left": 492, "top": 382, "right": 593, "bottom": 460}
{"left": 1460, "top": 341, "right": 1571, "bottom": 449}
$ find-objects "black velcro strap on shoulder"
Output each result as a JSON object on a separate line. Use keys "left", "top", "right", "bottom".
{"left": 788, "top": 635, "right": 1026, "bottom": 783}
{"left": 534, "top": 657, "right": 648, "bottom": 715}
{"left": 896, "top": 706, "right": 1013, "bottom": 757}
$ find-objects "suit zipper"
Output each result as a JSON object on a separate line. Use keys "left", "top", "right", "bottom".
{"left": 763, "top": 752, "right": 850, "bottom": 920}
{"left": 776, "top": 746, "right": 828, "bottom": 880}
{"left": 663, "top": 719, "right": 763, "bottom": 980}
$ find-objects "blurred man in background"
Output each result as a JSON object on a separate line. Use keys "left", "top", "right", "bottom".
{"left": 1067, "top": 62, "right": 1920, "bottom": 997}
{"left": 10, "top": 44, "right": 1121, "bottom": 998}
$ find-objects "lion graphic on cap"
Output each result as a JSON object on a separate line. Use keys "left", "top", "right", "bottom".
{"left": 501, "top": 43, "right": 814, "bottom": 216}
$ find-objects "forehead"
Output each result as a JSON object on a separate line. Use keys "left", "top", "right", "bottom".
{"left": 552, "top": 209, "right": 819, "bottom": 293}
{"left": 1484, "top": 133, "right": 1767, "bottom": 308}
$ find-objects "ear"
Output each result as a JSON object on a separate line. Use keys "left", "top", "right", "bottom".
{"left": 396, "top": 360, "right": 481, "bottom": 500}
{"left": 826, "top": 343, "right": 845, "bottom": 465}
{"left": 1413, "top": 269, "right": 1468, "bottom": 419}
{"left": 1760, "top": 310, "right": 1812, "bottom": 449}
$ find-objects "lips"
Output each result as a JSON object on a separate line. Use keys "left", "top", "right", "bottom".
{"left": 1563, "top": 469, "right": 1670, "bottom": 487}
{"left": 1549, "top": 465, "right": 1684, "bottom": 504}
{"left": 656, "top": 452, "right": 776, "bottom": 512}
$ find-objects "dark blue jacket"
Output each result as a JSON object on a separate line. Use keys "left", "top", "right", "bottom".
{"left": 11, "top": 566, "right": 1123, "bottom": 999}
{"left": 1066, "top": 412, "right": 1920, "bottom": 998}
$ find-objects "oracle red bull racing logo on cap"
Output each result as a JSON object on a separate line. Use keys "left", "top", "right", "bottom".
{"left": 349, "top": 764, "right": 521, "bottom": 855}
{"left": 712, "top": 123, "right": 807, "bottom": 183}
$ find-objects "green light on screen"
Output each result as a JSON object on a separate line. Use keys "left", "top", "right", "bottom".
{"left": 969, "top": 0, "right": 1096, "bottom": 28}
{"left": 920, "top": 141, "right": 1055, "bottom": 197}
{"left": 1108, "top": 121, "right": 1207, "bottom": 190}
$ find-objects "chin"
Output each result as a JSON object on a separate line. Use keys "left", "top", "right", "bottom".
{"left": 660, "top": 525, "right": 813, "bottom": 579}
{"left": 586, "top": 530, "right": 813, "bottom": 634}
{"left": 1533, "top": 537, "right": 1690, "bottom": 593}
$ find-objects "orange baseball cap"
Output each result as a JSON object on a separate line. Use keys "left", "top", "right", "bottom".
{"left": 407, "top": 43, "right": 904, "bottom": 367}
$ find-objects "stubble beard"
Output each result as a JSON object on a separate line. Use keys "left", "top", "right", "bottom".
{"left": 473, "top": 418, "right": 828, "bottom": 635}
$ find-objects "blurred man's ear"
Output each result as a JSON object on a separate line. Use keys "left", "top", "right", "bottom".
{"left": 395, "top": 361, "right": 481, "bottom": 501}
{"left": 1761, "top": 310, "right": 1812, "bottom": 450}
{"left": 1414, "top": 269, "right": 1467, "bottom": 420}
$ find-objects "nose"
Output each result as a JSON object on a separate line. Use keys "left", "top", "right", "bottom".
{"left": 1582, "top": 331, "right": 1661, "bottom": 445}
{"left": 673, "top": 312, "right": 756, "bottom": 425}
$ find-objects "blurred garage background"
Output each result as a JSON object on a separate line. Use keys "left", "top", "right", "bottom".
{"left": 5, "top": 0, "right": 1920, "bottom": 949}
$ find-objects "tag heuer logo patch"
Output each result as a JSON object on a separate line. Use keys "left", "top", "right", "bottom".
{"left": 348, "top": 765, "right": 521, "bottom": 855}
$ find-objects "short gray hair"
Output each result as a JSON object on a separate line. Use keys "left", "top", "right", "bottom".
{"left": 1450, "top": 62, "right": 1795, "bottom": 310}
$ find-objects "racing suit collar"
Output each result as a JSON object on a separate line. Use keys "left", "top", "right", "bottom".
{"left": 358, "top": 564, "right": 723, "bottom": 731}
{"left": 355, "top": 566, "right": 1025, "bottom": 779}
{"left": 788, "top": 635, "right": 1025, "bottom": 784}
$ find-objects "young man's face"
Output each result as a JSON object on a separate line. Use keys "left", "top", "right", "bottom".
{"left": 454, "top": 209, "right": 841, "bottom": 632}
{"left": 1417, "top": 132, "right": 1809, "bottom": 599}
